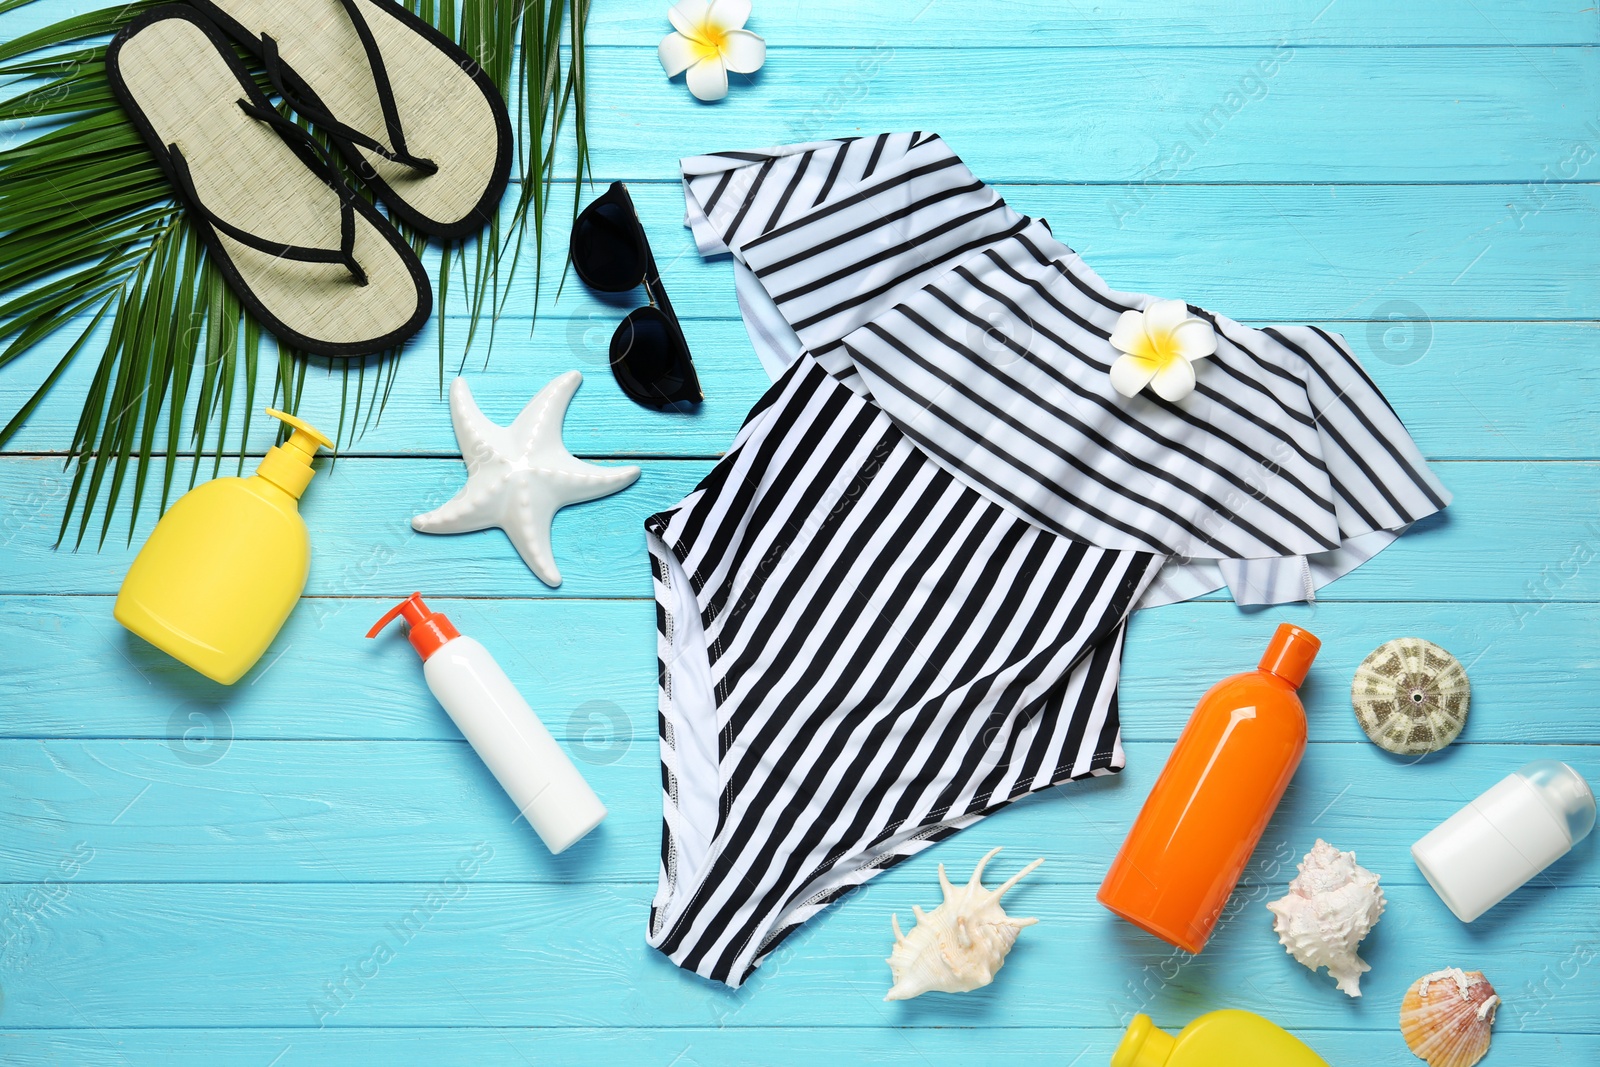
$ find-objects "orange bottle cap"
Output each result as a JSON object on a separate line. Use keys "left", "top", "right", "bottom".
{"left": 1259, "top": 622, "right": 1320, "bottom": 687}
{"left": 367, "top": 592, "right": 460, "bottom": 660}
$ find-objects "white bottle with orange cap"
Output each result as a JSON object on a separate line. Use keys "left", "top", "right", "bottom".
{"left": 368, "top": 594, "right": 607, "bottom": 853}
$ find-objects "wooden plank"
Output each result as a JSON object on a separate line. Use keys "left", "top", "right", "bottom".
{"left": 0, "top": 454, "right": 703, "bottom": 595}
{"left": 3, "top": 317, "right": 1596, "bottom": 462}
{"left": 1, "top": 43, "right": 1595, "bottom": 185}
{"left": 2, "top": 596, "right": 1592, "bottom": 744}
{"left": 1, "top": 179, "right": 1594, "bottom": 341}
{"left": 4, "top": 0, "right": 1594, "bottom": 46}
{"left": 578, "top": 45, "right": 1600, "bottom": 184}
{"left": 584, "top": 1, "right": 1600, "bottom": 47}
{"left": 3, "top": 738, "right": 1595, "bottom": 886}
{"left": 0, "top": 457, "right": 1594, "bottom": 601}
{"left": 2, "top": 865, "right": 1594, "bottom": 1028}
{"left": 4, "top": 1027, "right": 1599, "bottom": 1067}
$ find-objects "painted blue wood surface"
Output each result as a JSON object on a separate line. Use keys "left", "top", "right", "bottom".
{"left": 2, "top": 2, "right": 1598, "bottom": 1064}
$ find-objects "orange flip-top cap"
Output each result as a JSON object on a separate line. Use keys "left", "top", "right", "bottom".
{"left": 366, "top": 592, "right": 460, "bottom": 660}
{"left": 1258, "top": 622, "right": 1320, "bottom": 688}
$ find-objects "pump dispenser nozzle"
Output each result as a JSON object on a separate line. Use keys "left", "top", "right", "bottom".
{"left": 257, "top": 409, "right": 333, "bottom": 498}
{"left": 368, "top": 592, "right": 461, "bottom": 660}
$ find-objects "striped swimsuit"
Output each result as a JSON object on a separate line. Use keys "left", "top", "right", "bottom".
{"left": 644, "top": 133, "right": 1449, "bottom": 987}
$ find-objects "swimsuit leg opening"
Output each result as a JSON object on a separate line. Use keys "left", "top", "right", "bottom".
{"left": 646, "top": 528, "right": 723, "bottom": 943}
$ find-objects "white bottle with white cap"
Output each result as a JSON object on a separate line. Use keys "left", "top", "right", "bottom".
{"left": 368, "top": 593, "right": 607, "bottom": 854}
{"left": 1411, "top": 760, "right": 1594, "bottom": 922}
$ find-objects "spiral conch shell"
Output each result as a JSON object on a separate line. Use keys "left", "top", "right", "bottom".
{"left": 1400, "top": 968, "right": 1499, "bottom": 1067}
{"left": 1266, "top": 839, "right": 1386, "bottom": 997}
{"left": 884, "top": 847, "right": 1042, "bottom": 1001}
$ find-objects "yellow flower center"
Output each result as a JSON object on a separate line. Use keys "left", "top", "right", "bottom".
{"left": 692, "top": 21, "right": 729, "bottom": 59}
{"left": 1133, "top": 326, "right": 1185, "bottom": 372}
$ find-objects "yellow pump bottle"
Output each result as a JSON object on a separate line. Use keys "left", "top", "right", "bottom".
{"left": 114, "top": 409, "right": 333, "bottom": 684}
{"left": 1112, "top": 1011, "right": 1330, "bottom": 1067}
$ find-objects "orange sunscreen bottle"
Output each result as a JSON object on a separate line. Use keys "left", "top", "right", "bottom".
{"left": 1098, "top": 623, "right": 1320, "bottom": 953}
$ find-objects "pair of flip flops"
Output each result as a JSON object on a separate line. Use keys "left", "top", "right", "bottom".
{"left": 107, "top": 1, "right": 513, "bottom": 357}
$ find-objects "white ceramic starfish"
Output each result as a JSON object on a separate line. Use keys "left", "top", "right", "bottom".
{"left": 412, "top": 373, "right": 641, "bottom": 587}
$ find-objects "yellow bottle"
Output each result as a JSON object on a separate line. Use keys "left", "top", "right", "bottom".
{"left": 114, "top": 409, "right": 333, "bottom": 684}
{"left": 1112, "top": 1011, "right": 1330, "bottom": 1067}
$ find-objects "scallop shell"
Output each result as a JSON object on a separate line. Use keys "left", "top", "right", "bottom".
{"left": 1400, "top": 968, "right": 1499, "bottom": 1067}
{"left": 884, "top": 847, "right": 1042, "bottom": 1001}
{"left": 1266, "top": 839, "right": 1386, "bottom": 997}
{"left": 1351, "top": 638, "right": 1470, "bottom": 755}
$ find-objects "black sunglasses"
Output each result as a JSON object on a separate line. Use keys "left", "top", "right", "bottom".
{"left": 570, "top": 182, "right": 702, "bottom": 408}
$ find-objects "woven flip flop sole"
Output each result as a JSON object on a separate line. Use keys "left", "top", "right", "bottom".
{"left": 107, "top": 6, "right": 431, "bottom": 358}
{"left": 197, "top": 0, "right": 512, "bottom": 239}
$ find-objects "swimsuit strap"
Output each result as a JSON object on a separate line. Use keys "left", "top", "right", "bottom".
{"left": 258, "top": 3, "right": 439, "bottom": 176}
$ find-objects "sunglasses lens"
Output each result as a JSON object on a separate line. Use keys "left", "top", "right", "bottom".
{"left": 610, "top": 308, "right": 700, "bottom": 406}
{"left": 572, "top": 194, "right": 646, "bottom": 292}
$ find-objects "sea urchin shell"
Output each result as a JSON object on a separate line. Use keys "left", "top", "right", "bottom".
{"left": 1351, "top": 638, "right": 1470, "bottom": 755}
{"left": 1400, "top": 967, "right": 1499, "bottom": 1067}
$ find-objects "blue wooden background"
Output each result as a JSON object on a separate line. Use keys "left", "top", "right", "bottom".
{"left": 4, "top": 1, "right": 1600, "bottom": 1063}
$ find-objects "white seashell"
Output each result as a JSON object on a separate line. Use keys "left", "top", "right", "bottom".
{"left": 1351, "top": 637, "right": 1470, "bottom": 755}
{"left": 1266, "top": 839, "right": 1386, "bottom": 997}
{"left": 1400, "top": 967, "right": 1499, "bottom": 1067}
{"left": 884, "top": 847, "right": 1042, "bottom": 1001}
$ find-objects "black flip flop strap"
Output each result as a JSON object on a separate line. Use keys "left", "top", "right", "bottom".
{"left": 166, "top": 108, "right": 367, "bottom": 286}
{"left": 259, "top": 2, "right": 438, "bottom": 176}
{"left": 236, "top": 96, "right": 354, "bottom": 190}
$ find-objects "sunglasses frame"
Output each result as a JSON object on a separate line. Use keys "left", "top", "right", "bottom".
{"left": 570, "top": 182, "right": 703, "bottom": 408}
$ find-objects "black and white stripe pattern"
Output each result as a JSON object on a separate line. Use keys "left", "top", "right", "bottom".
{"left": 685, "top": 132, "right": 1023, "bottom": 391}
{"left": 648, "top": 133, "right": 1450, "bottom": 987}
{"left": 681, "top": 132, "right": 1450, "bottom": 599}
{"left": 646, "top": 357, "right": 1159, "bottom": 986}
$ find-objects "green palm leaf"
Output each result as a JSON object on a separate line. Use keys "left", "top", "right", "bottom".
{"left": 0, "top": 0, "right": 590, "bottom": 543}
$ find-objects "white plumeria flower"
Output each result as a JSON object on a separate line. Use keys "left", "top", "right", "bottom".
{"left": 1108, "top": 298, "right": 1218, "bottom": 402}
{"left": 659, "top": 0, "right": 766, "bottom": 102}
